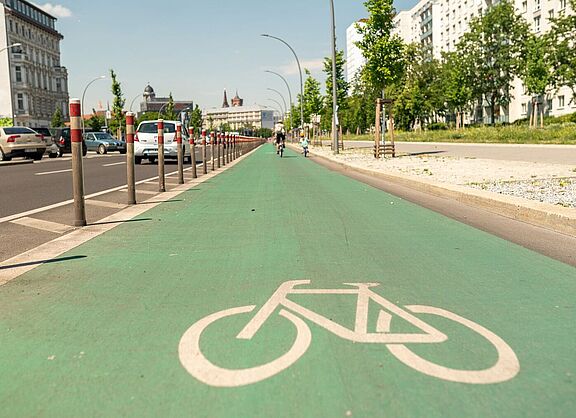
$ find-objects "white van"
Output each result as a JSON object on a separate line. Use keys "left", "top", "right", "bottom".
{"left": 134, "top": 120, "right": 192, "bottom": 164}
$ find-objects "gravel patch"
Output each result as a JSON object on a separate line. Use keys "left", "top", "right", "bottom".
{"left": 310, "top": 146, "right": 576, "bottom": 208}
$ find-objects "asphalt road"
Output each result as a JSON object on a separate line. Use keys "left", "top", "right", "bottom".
{"left": 332, "top": 141, "right": 576, "bottom": 164}
{"left": 0, "top": 148, "right": 210, "bottom": 219}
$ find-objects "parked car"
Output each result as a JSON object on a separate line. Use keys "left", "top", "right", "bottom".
{"left": 51, "top": 127, "right": 87, "bottom": 157}
{"left": 134, "top": 120, "right": 192, "bottom": 164}
{"left": 0, "top": 126, "right": 46, "bottom": 161}
{"left": 33, "top": 127, "right": 59, "bottom": 158}
{"left": 83, "top": 131, "right": 126, "bottom": 154}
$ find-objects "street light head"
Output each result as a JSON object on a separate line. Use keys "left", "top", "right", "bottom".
{"left": 98, "top": 75, "right": 106, "bottom": 79}
{"left": 261, "top": 34, "right": 270, "bottom": 37}
{"left": 12, "top": 43, "right": 22, "bottom": 47}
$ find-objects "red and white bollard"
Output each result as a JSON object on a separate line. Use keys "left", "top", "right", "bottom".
{"left": 210, "top": 132, "right": 216, "bottom": 171}
{"left": 223, "top": 133, "right": 228, "bottom": 166}
{"left": 126, "top": 112, "right": 136, "bottom": 205}
{"left": 189, "top": 126, "right": 197, "bottom": 179}
{"left": 217, "top": 132, "right": 222, "bottom": 169}
{"left": 70, "top": 98, "right": 86, "bottom": 227}
{"left": 202, "top": 129, "right": 208, "bottom": 175}
{"left": 158, "top": 119, "right": 166, "bottom": 192}
{"left": 176, "top": 122, "right": 184, "bottom": 184}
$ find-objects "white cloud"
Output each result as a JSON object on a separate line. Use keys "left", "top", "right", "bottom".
{"left": 278, "top": 59, "right": 324, "bottom": 76}
{"left": 33, "top": 3, "right": 72, "bottom": 18}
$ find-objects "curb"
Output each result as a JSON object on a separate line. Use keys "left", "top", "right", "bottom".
{"left": 0, "top": 159, "right": 34, "bottom": 167}
{"left": 304, "top": 147, "right": 576, "bottom": 237}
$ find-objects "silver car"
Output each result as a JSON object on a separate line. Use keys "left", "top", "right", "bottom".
{"left": 0, "top": 126, "right": 47, "bottom": 161}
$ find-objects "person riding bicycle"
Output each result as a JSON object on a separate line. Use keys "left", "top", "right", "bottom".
{"left": 275, "top": 130, "right": 285, "bottom": 155}
{"left": 300, "top": 131, "right": 309, "bottom": 157}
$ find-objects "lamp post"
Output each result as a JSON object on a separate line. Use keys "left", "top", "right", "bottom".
{"left": 81, "top": 75, "right": 106, "bottom": 135}
{"left": 267, "top": 88, "right": 287, "bottom": 116}
{"left": 129, "top": 92, "right": 141, "bottom": 112}
{"left": 329, "top": 0, "right": 339, "bottom": 154}
{"left": 264, "top": 70, "right": 293, "bottom": 129}
{"left": 261, "top": 34, "right": 304, "bottom": 131}
{"left": 0, "top": 43, "right": 21, "bottom": 53}
{"left": 266, "top": 98, "right": 285, "bottom": 120}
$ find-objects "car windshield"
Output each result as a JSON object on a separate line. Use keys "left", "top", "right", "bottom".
{"left": 3, "top": 127, "right": 35, "bottom": 135}
{"left": 139, "top": 122, "right": 176, "bottom": 134}
{"left": 92, "top": 133, "right": 115, "bottom": 140}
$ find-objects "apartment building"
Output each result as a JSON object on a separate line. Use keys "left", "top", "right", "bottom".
{"left": 345, "top": 20, "right": 367, "bottom": 85}
{"left": 383, "top": 0, "right": 575, "bottom": 122}
{"left": 0, "top": 0, "right": 69, "bottom": 127}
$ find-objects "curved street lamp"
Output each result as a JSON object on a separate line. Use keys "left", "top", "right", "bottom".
{"left": 0, "top": 43, "right": 22, "bottom": 53}
{"left": 129, "top": 92, "right": 142, "bottom": 112}
{"left": 261, "top": 34, "right": 304, "bottom": 131}
{"left": 81, "top": 75, "right": 106, "bottom": 135}
{"left": 267, "top": 88, "right": 287, "bottom": 116}
{"left": 264, "top": 70, "right": 293, "bottom": 129}
{"left": 329, "top": 0, "right": 339, "bottom": 154}
{"left": 267, "top": 98, "right": 285, "bottom": 119}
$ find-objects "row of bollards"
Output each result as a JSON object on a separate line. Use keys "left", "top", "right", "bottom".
{"left": 70, "top": 98, "right": 264, "bottom": 227}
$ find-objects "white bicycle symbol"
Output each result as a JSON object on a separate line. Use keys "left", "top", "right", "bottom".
{"left": 179, "top": 280, "right": 520, "bottom": 387}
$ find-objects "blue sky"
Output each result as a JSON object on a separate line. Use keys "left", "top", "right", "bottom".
{"left": 39, "top": 0, "right": 417, "bottom": 114}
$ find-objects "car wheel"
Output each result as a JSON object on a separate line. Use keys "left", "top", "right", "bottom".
{"left": 149, "top": 157, "right": 156, "bottom": 164}
{"left": 49, "top": 152, "right": 58, "bottom": 158}
{"left": 98, "top": 144, "right": 107, "bottom": 155}
{"left": 0, "top": 148, "right": 11, "bottom": 161}
{"left": 119, "top": 150, "right": 126, "bottom": 155}
{"left": 33, "top": 152, "right": 43, "bottom": 161}
{"left": 135, "top": 156, "right": 142, "bottom": 165}
{"left": 58, "top": 149, "right": 64, "bottom": 157}
{"left": 82, "top": 147, "right": 88, "bottom": 157}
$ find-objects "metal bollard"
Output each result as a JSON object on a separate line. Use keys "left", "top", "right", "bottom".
{"left": 202, "top": 129, "right": 207, "bottom": 175}
{"left": 233, "top": 135, "right": 237, "bottom": 160}
{"left": 189, "top": 126, "right": 197, "bottom": 179}
{"left": 158, "top": 119, "right": 166, "bottom": 192}
{"left": 69, "top": 98, "right": 86, "bottom": 227}
{"left": 229, "top": 135, "right": 233, "bottom": 162}
{"left": 217, "top": 132, "right": 222, "bottom": 169}
{"left": 224, "top": 133, "right": 229, "bottom": 166}
{"left": 176, "top": 122, "right": 184, "bottom": 185}
{"left": 126, "top": 112, "right": 136, "bottom": 205}
{"left": 210, "top": 132, "right": 216, "bottom": 171}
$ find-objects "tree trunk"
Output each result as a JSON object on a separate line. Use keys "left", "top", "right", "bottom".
{"left": 490, "top": 100, "right": 496, "bottom": 126}
{"left": 529, "top": 100, "right": 534, "bottom": 128}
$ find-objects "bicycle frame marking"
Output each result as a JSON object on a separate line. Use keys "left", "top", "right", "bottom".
{"left": 179, "top": 280, "right": 520, "bottom": 387}
{"left": 236, "top": 280, "right": 447, "bottom": 344}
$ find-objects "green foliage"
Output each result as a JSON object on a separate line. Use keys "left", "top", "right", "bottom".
{"left": 137, "top": 112, "right": 160, "bottom": 124}
{"left": 356, "top": 0, "right": 405, "bottom": 92}
{"left": 442, "top": 51, "right": 474, "bottom": 114}
{"left": 218, "top": 122, "right": 231, "bottom": 132}
{"left": 322, "top": 50, "right": 349, "bottom": 131}
{"left": 254, "top": 128, "right": 273, "bottom": 138}
{"left": 189, "top": 104, "right": 203, "bottom": 132}
{"left": 163, "top": 93, "right": 177, "bottom": 120}
{"left": 51, "top": 107, "right": 64, "bottom": 128}
{"left": 302, "top": 69, "right": 323, "bottom": 124}
{"left": 87, "top": 113, "right": 104, "bottom": 131}
{"left": 548, "top": 0, "right": 576, "bottom": 102}
{"left": 456, "top": 1, "right": 529, "bottom": 124}
{"left": 0, "top": 117, "right": 13, "bottom": 127}
{"left": 109, "top": 69, "right": 125, "bottom": 133}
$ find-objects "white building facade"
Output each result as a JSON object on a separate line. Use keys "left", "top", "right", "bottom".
{"left": 203, "top": 105, "right": 275, "bottom": 131}
{"left": 0, "top": 0, "right": 69, "bottom": 127}
{"left": 345, "top": 20, "right": 366, "bottom": 86}
{"left": 386, "top": 0, "right": 575, "bottom": 122}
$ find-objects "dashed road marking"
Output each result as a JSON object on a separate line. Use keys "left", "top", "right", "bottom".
{"left": 11, "top": 217, "right": 73, "bottom": 234}
{"left": 86, "top": 200, "right": 128, "bottom": 209}
{"left": 35, "top": 168, "right": 73, "bottom": 176}
{"left": 102, "top": 162, "right": 126, "bottom": 167}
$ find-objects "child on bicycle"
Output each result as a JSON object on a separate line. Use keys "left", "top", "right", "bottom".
{"left": 300, "top": 131, "right": 309, "bottom": 157}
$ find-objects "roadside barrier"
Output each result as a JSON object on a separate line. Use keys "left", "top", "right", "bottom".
{"left": 210, "top": 132, "right": 216, "bottom": 172}
{"left": 176, "top": 123, "right": 184, "bottom": 185}
{"left": 158, "top": 119, "right": 166, "bottom": 192}
{"left": 217, "top": 132, "right": 222, "bottom": 169}
{"left": 126, "top": 112, "right": 136, "bottom": 205}
{"left": 222, "top": 133, "right": 227, "bottom": 166}
{"left": 202, "top": 129, "right": 207, "bottom": 175}
{"left": 70, "top": 98, "right": 87, "bottom": 227}
{"left": 189, "top": 127, "right": 197, "bottom": 179}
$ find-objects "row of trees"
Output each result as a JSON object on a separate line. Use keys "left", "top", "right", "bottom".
{"left": 289, "top": 0, "right": 576, "bottom": 134}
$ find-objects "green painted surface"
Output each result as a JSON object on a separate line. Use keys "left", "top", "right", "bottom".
{"left": 0, "top": 145, "right": 575, "bottom": 417}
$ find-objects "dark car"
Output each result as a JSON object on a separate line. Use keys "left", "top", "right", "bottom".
{"left": 51, "top": 127, "right": 87, "bottom": 157}
{"left": 33, "top": 127, "right": 59, "bottom": 158}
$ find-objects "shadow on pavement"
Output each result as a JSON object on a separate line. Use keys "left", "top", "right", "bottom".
{"left": 0, "top": 255, "right": 87, "bottom": 270}
{"left": 88, "top": 218, "right": 153, "bottom": 227}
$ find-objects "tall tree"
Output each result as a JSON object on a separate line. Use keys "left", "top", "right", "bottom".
{"left": 442, "top": 51, "right": 473, "bottom": 128}
{"left": 355, "top": 0, "right": 405, "bottom": 98}
{"left": 109, "top": 69, "right": 125, "bottom": 134}
{"left": 164, "top": 93, "right": 177, "bottom": 120}
{"left": 549, "top": 0, "right": 576, "bottom": 105}
{"left": 51, "top": 107, "right": 63, "bottom": 128}
{"left": 456, "top": 0, "right": 529, "bottom": 125}
{"left": 302, "top": 69, "right": 324, "bottom": 124}
{"left": 322, "top": 50, "right": 348, "bottom": 131}
{"left": 189, "top": 104, "right": 203, "bottom": 132}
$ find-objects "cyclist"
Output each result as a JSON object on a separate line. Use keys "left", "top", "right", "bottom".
{"left": 300, "top": 131, "right": 309, "bottom": 157}
{"left": 275, "top": 130, "right": 285, "bottom": 156}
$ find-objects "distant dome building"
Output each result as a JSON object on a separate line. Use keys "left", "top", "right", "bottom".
{"left": 143, "top": 84, "right": 156, "bottom": 102}
{"left": 138, "top": 84, "right": 192, "bottom": 118}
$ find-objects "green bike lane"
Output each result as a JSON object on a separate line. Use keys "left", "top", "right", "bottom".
{"left": 0, "top": 144, "right": 574, "bottom": 417}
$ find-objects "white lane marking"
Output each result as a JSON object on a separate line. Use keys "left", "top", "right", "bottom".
{"left": 11, "top": 217, "right": 73, "bottom": 234}
{"left": 121, "top": 189, "right": 158, "bottom": 195}
{"left": 35, "top": 168, "right": 73, "bottom": 176}
{"left": 102, "top": 162, "right": 126, "bottom": 167}
{"left": 85, "top": 200, "right": 128, "bottom": 209}
{"left": 0, "top": 168, "right": 191, "bottom": 225}
{"left": 0, "top": 147, "right": 255, "bottom": 285}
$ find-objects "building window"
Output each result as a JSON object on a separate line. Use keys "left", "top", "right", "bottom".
{"left": 522, "top": 1, "right": 527, "bottom": 12}
{"left": 17, "top": 94, "right": 24, "bottom": 110}
{"left": 560, "top": 0, "right": 566, "bottom": 10}
{"left": 558, "top": 96, "right": 565, "bottom": 108}
{"left": 535, "top": 0, "right": 540, "bottom": 11}
{"left": 521, "top": 103, "right": 527, "bottom": 114}
{"left": 15, "top": 66, "right": 22, "bottom": 82}
{"left": 534, "top": 16, "right": 540, "bottom": 31}
{"left": 547, "top": 98, "right": 553, "bottom": 111}
{"left": 549, "top": 10, "right": 555, "bottom": 19}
